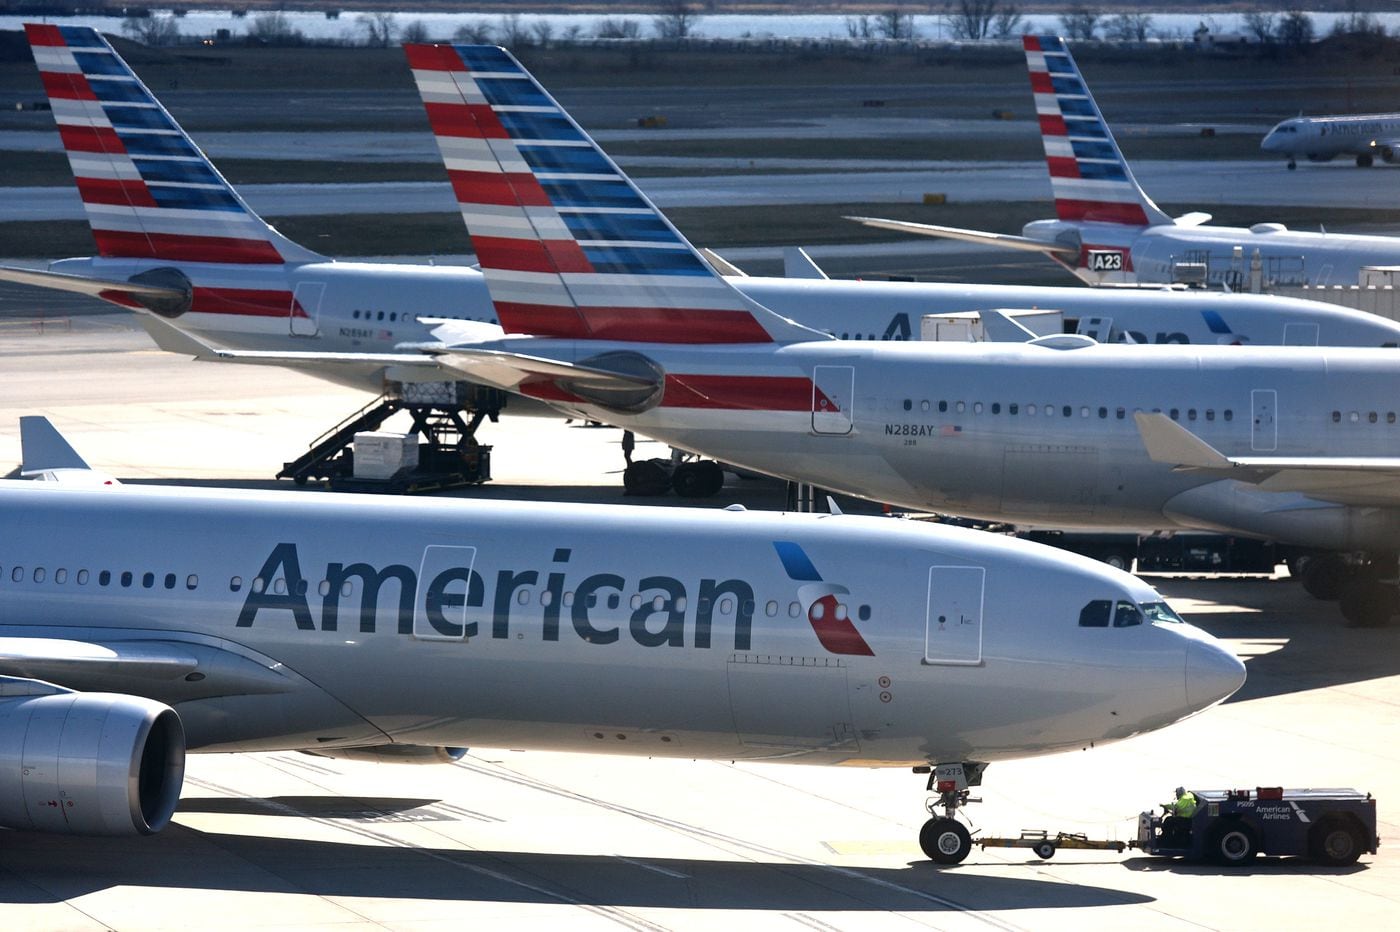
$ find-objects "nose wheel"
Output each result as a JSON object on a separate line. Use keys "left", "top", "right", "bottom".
{"left": 917, "top": 762, "right": 986, "bottom": 864}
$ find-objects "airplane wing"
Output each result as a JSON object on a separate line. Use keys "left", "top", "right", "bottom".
{"left": 135, "top": 313, "right": 439, "bottom": 369}
{"left": 19, "top": 415, "right": 118, "bottom": 485}
{"left": 1135, "top": 412, "right": 1400, "bottom": 506}
{"left": 0, "top": 635, "right": 298, "bottom": 698}
{"left": 0, "top": 264, "right": 187, "bottom": 303}
{"left": 844, "top": 216, "right": 1080, "bottom": 258}
{"left": 430, "top": 346, "right": 660, "bottom": 392}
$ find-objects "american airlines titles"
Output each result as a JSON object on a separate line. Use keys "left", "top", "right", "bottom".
{"left": 236, "top": 542, "right": 758, "bottom": 650}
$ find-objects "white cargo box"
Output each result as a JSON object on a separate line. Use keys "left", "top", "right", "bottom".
{"left": 353, "top": 431, "right": 419, "bottom": 480}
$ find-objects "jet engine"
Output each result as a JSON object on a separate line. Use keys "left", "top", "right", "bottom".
{"left": 301, "top": 745, "right": 469, "bottom": 764}
{"left": 1377, "top": 145, "right": 1400, "bottom": 165}
{"left": 0, "top": 691, "right": 185, "bottom": 835}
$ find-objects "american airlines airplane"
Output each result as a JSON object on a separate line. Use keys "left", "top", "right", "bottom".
{"left": 403, "top": 43, "right": 1400, "bottom": 628}
{"left": 6, "top": 20, "right": 1400, "bottom": 396}
{"left": 1262, "top": 112, "right": 1400, "bottom": 170}
{"left": 0, "top": 421, "right": 1244, "bottom": 864}
{"left": 853, "top": 35, "right": 1400, "bottom": 289}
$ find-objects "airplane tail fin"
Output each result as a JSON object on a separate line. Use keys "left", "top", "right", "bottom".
{"left": 404, "top": 43, "right": 821, "bottom": 345}
{"left": 25, "top": 24, "right": 320, "bottom": 265}
{"left": 1024, "top": 35, "right": 1171, "bottom": 228}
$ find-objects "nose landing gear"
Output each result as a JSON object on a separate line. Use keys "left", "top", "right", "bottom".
{"left": 917, "top": 762, "right": 987, "bottom": 864}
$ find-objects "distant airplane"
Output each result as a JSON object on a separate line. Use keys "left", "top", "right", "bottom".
{"left": 1262, "top": 112, "right": 1400, "bottom": 170}
{"left": 851, "top": 35, "right": 1400, "bottom": 289}
{"left": 7, "top": 21, "right": 1400, "bottom": 389}
{"left": 0, "top": 421, "right": 1244, "bottom": 864}
{"left": 405, "top": 43, "right": 1400, "bottom": 627}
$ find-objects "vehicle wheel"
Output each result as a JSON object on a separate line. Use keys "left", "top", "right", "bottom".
{"left": 919, "top": 817, "right": 972, "bottom": 864}
{"left": 1210, "top": 822, "right": 1258, "bottom": 866}
{"left": 1358, "top": 153, "right": 1374, "bottom": 168}
{"left": 672, "top": 460, "right": 724, "bottom": 498}
{"left": 1287, "top": 161, "right": 1297, "bottom": 170}
{"left": 1300, "top": 554, "right": 1347, "bottom": 601}
{"left": 1033, "top": 840, "right": 1057, "bottom": 859}
{"left": 1309, "top": 817, "right": 1366, "bottom": 866}
{"left": 1099, "top": 550, "right": 1132, "bottom": 572}
{"left": 1339, "top": 580, "right": 1397, "bottom": 628}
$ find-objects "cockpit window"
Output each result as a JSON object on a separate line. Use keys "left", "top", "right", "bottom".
{"left": 1140, "top": 601, "right": 1184, "bottom": 625}
{"left": 1113, "top": 601, "right": 1143, "bottom": 627}
{"left": 1078, "top": 600, "right": 1111, "bottom": 627}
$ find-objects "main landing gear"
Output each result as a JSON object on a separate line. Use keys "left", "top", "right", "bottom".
{"left": 916, "top": 762, "right": 987, "bottom": 864}
{"left": 1298, "top": 552, "right": 1399, "bottom": 628}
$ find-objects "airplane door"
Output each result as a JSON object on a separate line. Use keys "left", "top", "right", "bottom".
{"left": 413, "top": 545, "right": 478, "bottom": 641}
{"left": 1283, "top": 323, "right": 1319, "bottom": 346}
{"left": 924, "top": 566, "right": 984, "bottom": 666}
{"left": 290, "top": 282, "right": 324, "bottom": 337}
{"left": 1251, "top": 389, "right": 1277, "bottom": 452}
{"left": 812, "top": 365, "right": 854, "bottom": 435}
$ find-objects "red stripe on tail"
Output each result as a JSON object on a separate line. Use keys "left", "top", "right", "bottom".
{"left": 76, "top": 176, "right": 158, "bottom": 208}
{"left": 59, "top": 124, "right": 125, "bottom": 154}
{"left": 24, "top": 23, "right": 65, "bottom": 46}
{"left": 93, "top": 230, "right": 284, "bottom": 264}
{"left": 40, "top": 70, "right": 97, "bottom": 101}
{"left": 1054, "top": 199, "right": 1150, "bottom": 226}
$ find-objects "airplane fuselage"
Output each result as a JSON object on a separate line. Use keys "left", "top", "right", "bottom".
{"left": 47, "top": 256, "right": 1400, "bottom": 397}
{"left": 1262, "top": 114, "right": 1400, "bottom": 162}
{"left": 499, "top": 340, "right": 1400, "bottom": 551}
{"left": 0, "top": 483, "right": 1229, "bottom": 764}
{"left": 1025, "top": 218, "right": 1400, "bottom": 289}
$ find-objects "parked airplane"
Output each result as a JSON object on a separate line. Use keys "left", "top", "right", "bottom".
{"left": 1262, "top": 112, "right": 1400, "bottom": 170}
{"left": 6, "top": 20, "right": 1400, "bottom": 397}
{"left": 404, "top": 43, "right": 1400, "bottom": 627}
{"left": 0, "top": 423, "right": 1244, "bottom": 863}
{"left": 852, "top": 35, "right": 1400, "bottom": 289}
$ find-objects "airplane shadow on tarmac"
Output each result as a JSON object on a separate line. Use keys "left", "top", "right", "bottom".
{"left": 0, "top": 814, "right": 1154, "bottom": 912}
{"left": 1150, "top": 576, "right": 1400, "bottom": 702}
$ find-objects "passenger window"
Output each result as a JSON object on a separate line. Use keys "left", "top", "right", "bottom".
{"left": 921, "top": 400, "right": 930, "bottom": 412}
{"left": 230, "top": 576, "right": 243, "bottom": 592}
{"left": 1010, "top": 403, "right": 1019, "bottom": 415}
{"left": 766, "top": 600, "right": 778, "bottom": 617}
{"left": 719, "top": 598, "right": 734, "bottom": 614}
{"left": 11, "top": 567, "right": 22, "bottom": 582}
{"left": 517, "top": 589, "right": 531, "bottom": 606}
{"left": 55, "top": 568, "right": 67, "bottom": 584}
{"left": 629, "top": 594, "right": 643, "bottom": 610}
{"left": 788, "top": 601, "right": 801, "bottom": 618}
{"left": 165, "top": 573, "right": 176, "bottom": 590}
{"left": 1369, "top": 412, "right": 1378, "bottom": 424}
{"left": 1116, "top": 407, "right": 1125, "bottom": 420}
{"left": 902, "top": 399, "right": 911, "bottom": 411}
{"left": 1078, "top": 600, "right": 1111, "bottom": 627}
{"left": 142, "top": 572, "right": 155, "bottom": 589}
{"left": 858, "top": 604, "right": 871, "bottom": 621}
{"left": 955, "top": 401, "right": 965, "bottom": 413}
{"left": 973, "top": 402, "right": 983, "bottom": 414}
{"left": 1062, "top": 406, "right": 1072, "bottom": 418}
{"left": 251, "top": 577, "right": 264, "bottom": 594}
{"left": 1098, "top": 407, "right": 1107, "bottom": 419}
{"left": 99, "top": 570, "right": 111, "bottom": 586}
{"left": 938, "top": 401, "right": 947, "bottom": 413}
{"left": 273, "top": 578, "right": 286, "bottom": 595}
{"left": 1188, "top": 409, "right": 1197, "bottom": 421}
{"left": 1206, "top": 410, "right": 1215, "bottom": 422}
{"left": 1224, "top": 410, "right": 1233, "bottom": 422}
{"left": 77, "top": 569, "right": 89, "bottom": 585}
{"left": 1028, "top": 404, "right": 1037, "bottom": 415}
{"left": 992, "top": 403, "right": 1001, "bottom": 414}
{"left": 1332, "top": 411, "right": 1341, "bottom": 423}
{"left": 1114, "top": 601, "right": 1144, "bottom": 627}
{"left": 186, "top": 575, "right": 198, "bottom": 590}
{"left": 121, "top": 572, "right": 133, "bottom": 588}
{"left": 33, "top": 567, "right": 46, "bottom": 583}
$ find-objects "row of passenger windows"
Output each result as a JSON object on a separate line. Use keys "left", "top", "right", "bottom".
{"left": 349, "top": 310, "right": 500, "bottom": 325}
{"left": 903, "top": 398, "right": 1237, "bottom": 423}
{"left": 5, "top": 566, "right": 197, "bottom": 590}
{"left": 1333, "top": 410, "right": 1398, "bottom": 424}
{"left": 232, "top": 576, "right": 872, "bottom": 620}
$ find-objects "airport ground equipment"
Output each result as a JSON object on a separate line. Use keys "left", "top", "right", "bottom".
{"left": 977, "top": 830, "right": 1128, "bottom": 859}
{"left": 278, "top": 381, "right": 495, "bottom": 493}
{"left": 1136, "top": 787, "right": 1378, "bottom": 866}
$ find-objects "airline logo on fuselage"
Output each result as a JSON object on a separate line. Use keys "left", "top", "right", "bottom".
{"left": 235, "top": 540, "right": 875, "bottom": 656}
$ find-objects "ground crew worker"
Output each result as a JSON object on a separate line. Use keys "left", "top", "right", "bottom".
{"left": 1162, "top": 786, "right": 1198, "bottom": 846}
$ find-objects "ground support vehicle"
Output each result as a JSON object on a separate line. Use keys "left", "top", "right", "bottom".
{"left": 1137, "top": 787, "right": 1378, "bottom": 866}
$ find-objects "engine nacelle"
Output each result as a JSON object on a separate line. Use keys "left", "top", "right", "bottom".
{"left": 301, "top": 745, "right": 468, "bottom": 765}
{"left": 1380, "top": 146, "right": 1400, "bottom": 165}
{"left": 0, "top": 692, "right": 185, "bottom": 835}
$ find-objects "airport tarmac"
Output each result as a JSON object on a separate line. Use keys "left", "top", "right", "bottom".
{"left": 6, "top": 158, "right": 1400, "bottom": 222}
{"left": 0, "top": 309, "right": 1397, "bottom": 930}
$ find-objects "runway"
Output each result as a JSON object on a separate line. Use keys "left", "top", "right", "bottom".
{"left": 0, "top": 316, "right": 1396, "bottom": 930}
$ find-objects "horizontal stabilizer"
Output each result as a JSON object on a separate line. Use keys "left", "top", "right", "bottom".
{"left": 700, "top": 248, "right": 747, "bottom": 278}
{"left": 0, "top": 265, "right": 187, "bottom": 302}
{"left": 19, "top": 415, "right": 118, "bottom": 485}
{"left": 979, "top": 310, "right": 1041, "bottom": 342}
{"left": 1173, "top": 212, "right": 1213, "bottom": 227}
{"left": 844, "top": 217, "right": 1079, "bottom": 257}
{"left": 1135, "top": 412, "right": 1232, "bottom": 469}
{"left": 784, "top": 246, "right": 829, "bottom": 280}
{"left": 136, "top": 314, "right": 439, "bottom": 369}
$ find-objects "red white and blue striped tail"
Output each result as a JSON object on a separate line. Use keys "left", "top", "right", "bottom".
{"left": 405, "top": 43, "right": 821, "bottom": 345}
{"left": 1024, "top": 35, "right": 1171, "bottom": 228}
{"left": 25, "top": 24, "right": 319, "bottom": 265}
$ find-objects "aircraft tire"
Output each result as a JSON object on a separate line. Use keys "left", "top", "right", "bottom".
{"left": 1286, "top": 161, "right": 1297, "bottom": 170}
{"left": 1300, "top": 554, "right": 1347, "bottom": 601}
{"left": 672, "top": 460, "right": 724, "bottom": 498}
{"left": 1338, "top": 580, "right": 1397, "bottom": 628}
{"left": 919, "top": 817, "right": 972, "bottom": 864}
{"left": 1358, "top": 153, "right": 1374, "bottom": 168}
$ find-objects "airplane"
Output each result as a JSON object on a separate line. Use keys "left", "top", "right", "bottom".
{"left": 0, "top": 420, "right": 1245, "bottom": 864}
{"left": 1262, "top": 112, "right": 1400, "bottom": 170}
{"left": 850, "top": 35, "right": 1400, "bottom": 289}
{"left": 7, "top": 19, "right": 1400, "bottom": 400}
{"left": 402, "top": 43, "right": 1400, "bottom": 628}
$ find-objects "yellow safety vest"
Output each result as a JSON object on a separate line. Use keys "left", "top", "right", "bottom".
{"left": 1173, "top": 792, "right": 1198, "bottom": 819}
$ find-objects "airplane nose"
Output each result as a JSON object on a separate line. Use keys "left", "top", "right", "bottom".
{"left": 1186, "top": 638, "right": 1246, "bottom": 709}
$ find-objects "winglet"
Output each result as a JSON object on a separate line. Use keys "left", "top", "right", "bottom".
{"left": 135, "top": 312, "right": 220, "bottom": 358}
{"left": 784, "top": 247, "right": 829, "bottom": 280}
{"left": 1134, "top": 412, "right": 1232, "bottom": 469}
{"left": 19, "top": 416, "right": 118, "bottom": 485}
